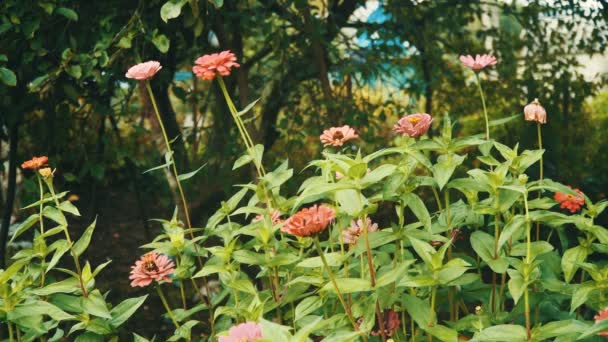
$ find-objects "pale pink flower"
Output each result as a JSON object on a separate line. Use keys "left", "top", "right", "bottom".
{"left": 129, "top": 252, "right": 175, "bottom": 287}
{"left": 595, "top": 307, "right": 608, "bottom": 337}
{"left": 219, "top": 322, "right": 263, "bottom": 342}
{"left": 523, "top": 98, "right": 547, "bottom": 124}
{"left": 253, "top": 209, "right": 282, "bottom": 225}
{"left": 125, "top": 61, "right": 162, "bottom": 80}
{"left": 281, "top": 205, "right": 335, "bottom": 237}
{"left": 342, "top": 218, "right": 378, "bottom": 244}
{"left": 320, "top": 125, "right": 358, "bottom": 147}
{"left": 193, "top": 50, "right": 240, "bottom": 80}
{"left": 459, "top": 54, "right": 497, "bottom": 71}
{"left": 393, "top": 113, "right": 433, "bottom": 138}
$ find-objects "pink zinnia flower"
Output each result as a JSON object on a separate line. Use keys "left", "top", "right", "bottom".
{"left": 253, "top": 209, "right": 282, "bottom": 225}
{"left": 22, "top": 156, "right": 48, "bottom": 170}
{"left": 523, "top": 98, "right": 547, "bottom": 124}
{"left": 595, "top": 307, "right": 608, "bottom": 337}
{"left": 393, "top": 113, "right": 433, "bottom": 138}
{"left": 459, "top": 54, "right": 497, "bottom": 71}
{"left": 319, "top": 125, "right": 359, "bottom": 147}
{"left": 125, "top": 61, "right": 162, "bottom": 80}
{"left": 129, "top": 252, "right": 175, "bottom": 287}
{"left": 219, "top": 322, "right": 263, "bottom": 342}
{"left": 554, "top": 187, "right": 585, "bottom": 213}
{"left": 193, "top": 50, "right": 240, "bottom": 81}
{"left": 281, "top": 205, "right": 335, "bottom": 237}
{"left": 342, "top": 218, "right": 378, "bottom": 245}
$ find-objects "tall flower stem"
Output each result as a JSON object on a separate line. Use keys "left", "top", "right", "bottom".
{"left": 144, "top": 81, "right": 193, "bottom": 232}
{"left": 362, "top": 216, "right": 387, "bottom": 342}
{"left": 535, "top": 123, "right": 544, "bottom": 241}
{"left": 475, "top": 73, "right": 490, "bottom": 140}
{"left": 313, "top": 237, "right": 358, "bottom": 331}
{"left": 144, "top": 80, "right": 214, "bottom": 329}
{"left": 157, "top": 286, "right": 180, "bottom": 329}
{"left": 36, "top": 174, "right": 46, "bottom": 287}
{"left": 523, "top": 193, "right": 532, "bottom": 340}
{"left": 45, "top": 180, "right": 88, "bottom": 297}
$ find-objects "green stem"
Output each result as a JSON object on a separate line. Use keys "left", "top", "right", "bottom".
{"left": 313, "top": 237, "right": 358, "bottom": 331}
{"left": 37, "top": 175, "right": 46, "bottom": 287}
{"left": 524, "top": 193, "right": 531, "bottom": 340}
{"left": 362, "top": 216, "right": 387, "bottom": 342}
{"left": 536, "top": 122, "right": 544, "bottom": 241}
{"left": 475, "top": 73, "right": 490, "bottom": 140}
{"left": 157, "top": 286, "right": 180, "bottom": 329}
{"left": 9, "top": 322, "right": 14, "bottom": 342}
{"left": 46, "top": 181, "right": 88, "bottom": 297}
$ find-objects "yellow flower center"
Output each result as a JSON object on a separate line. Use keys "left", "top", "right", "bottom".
{"left": 408, "top": 116, "right": 421, "bottom": 124}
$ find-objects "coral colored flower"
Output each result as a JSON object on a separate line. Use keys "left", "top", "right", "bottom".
{"left": 523, "top": 98, "right": 547, "bottom": 124}
{"left": 21, "top": 156, "right": 48, "bottom": 170}
{"left": 129, "top": 252, "right": 175, "bottom": 287}
{"left": 459, "top": 54, "right": 497, "bottom": 71}
{"left": 254, "top": 209, "right": 282, "bottom": 225}
{"left": 393, "top": 113, "right": 433, "bottom": 138}
{"left": 125, "top": 61, "right": 162, "bottom": 80}
{"left": 319, "top": 125, "right": 359, "bottom": 147}
{"left": 219, "top": 322, "right": 263, "bottom": 342}
{"left": 281, "top": 205, "right": 335, "bottom": 237}
{"left": 594, "top": 307, "right": 608, "bottom": 337}
{"left": 193, "top": 50, "right": 240, "bottom": 81}
{"left": 554, "top": 187, "right": 585, "bottom": 213}
{"left": 342, "top": 218, "right": 378, "bottom": 245}
{"left": 38, "top": 167, "right": 54, "bottom": 178}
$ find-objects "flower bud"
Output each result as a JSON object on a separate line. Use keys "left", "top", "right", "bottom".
{"left": 518, "top": 174, "right": 529, "bottom": 185}
{"left": 39, "top": 167, "right": 54, "bottom": 178}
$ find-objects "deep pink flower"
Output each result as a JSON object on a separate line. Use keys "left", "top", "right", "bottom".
{"left": 523, "top": 98, "right": 547, "bottom": 124}
{"left": 319, "top": 125, "right": 359, "bottom": 147}
{"left": 22, "top": 156, "right": 48, "bottom": 170}
{"left": 281, "top": 205, "right": 335, "bottom": 237}
{"left": 393, "top": 113, "right": 433, "bottom": 138}
{"left": 219, "top": 322, "right": 263, "bottom": 342}
{"left": 193, "top": 50, "right": 240, "bottom": 80}
{"left": 459, "top": 54, "right": 497, "bottom": 71}
{"left": 254, "top": 209, "right": 282, "bottom": 225}
{"left": 129, "top": 252, "right": 175, "bottom": 287}
{"left": 125, "top": 61, "right": 162, "bottom": 80}
{"left": 342, "top": 218, "right": 378, "bottom": 245}
{"left": 554, "top": 187, "right": 585, "bottom": 213}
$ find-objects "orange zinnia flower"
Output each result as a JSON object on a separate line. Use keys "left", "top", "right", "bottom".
{"left": 554, "top": 187, "right": 585, "bottom": 213}
{"left": 129, "top": 252, "right": 175, "bottom": 287}
{"left": 193, "top": 50, "right": 240, "bottom": 80}
{"left": 21, "top": 156, "right": 48, "bottom": 170}
{"left": 281, "top": 205, "right": 335, "bottom": 237}
{"left": 595, "top": 307, "right": 608, "bottom": 337}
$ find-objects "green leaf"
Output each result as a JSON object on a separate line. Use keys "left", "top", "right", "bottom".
{"left": 570, "top": 283, "right": 595, "bottom": 312}
{"left": 532, "top": 320, "right": 588, "bottom": 340}
{"left": 8, "top": 301, "right": 75, "bottom": 321}
{"left": 110, "top": 295, "right": 148, "bottom": 328}
{"left": 55, "top": 7, "right": 78, "bottom": 21}
{"left": 237, "top": 98, "right": 261, "bottom": 117}
{"left": 471, "top": 324, "right": 527, "bottom": 342}
{"left": 562, "top": 246, "right": 589, "bottom": 283}
{"left": 43, "top": 206, "right": 67, "bottom": 225}
{"left": 66, "top": 65, "right": 82, "bottom": 79}
{"left": 73, "top": 218, "right": 96, "bottom": 257}
{"left": 47, "top": 239, "right": 71, "bottom": 271}
{"left": 295, "top": 296, "right": 324, "bottom": 321}
{"left": 489, "top": 114, "right": 519, "bottom": 127}
{"left": 497, "top": 215, "right": 525, "bottom": 251}
{"left": 0, "top": 67, "right": 17, "bottom": 86}
{"left": 576, "top": 318, "right": 608, "bottom": 339}
{"left": 335, "top": 189, "right": 363, "bottom": 216}
{"left": 233, "top": 153, "right": 253, "bottom": 170}
{"left": 510, "top": 241, "right": 554, "bottom": 260}
{"left": 432, "top": 154, "right": 466, "bottom": 190}
{"left": 133, "top": 333, "right": 151, "bottom": 342}
{"left": 31, "top": 277, "right": 80, "bottom": 296}
{"left": 152, "top": 33, "right": 170, "bottom": 53}
{"left": 83, "top": 290, "right": 112, "bottom": 319}
{"left": 9, "top": 214, "right": 39, "bottom": 243}
{"left": 160, "top": 0, "right": 187, "bottom": 22}
{"left": 177, "top": 163, "right": 206, "bottom": 181}
{"left": 168, "top": 320, "right": 198, "bottom": 341}
{"left": 59, "top": 201, "right": 81, "bottom": 216}
{"left": 403, "top": 294, "right": 431, "bottom": 327}
{"left": 0, "top": 259, "right": 29, "bottom": 283}
{"left": 209, "top": 0, "right": 223, "bottom": 8}
{"left": 297, "top": 252, "right": 343, "bottom": 268}
{"left": 471, "top": 231, "right": 508, "bottom": 273}
{"left": 321, "top": 278, "right": 373, "bottom": 294}
{"left": 402, "top": 193, "right": 431, "bottom": 231}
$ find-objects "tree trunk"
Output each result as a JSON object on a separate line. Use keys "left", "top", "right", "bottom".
{"left": 0, "top": 123, "right": 18, "bottom": 268}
